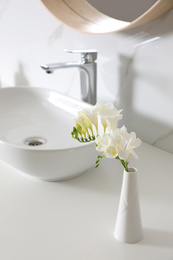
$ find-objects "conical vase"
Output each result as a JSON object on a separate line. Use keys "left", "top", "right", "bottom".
{"left": 114, "top": 167, "right": 143, "bottom": 243}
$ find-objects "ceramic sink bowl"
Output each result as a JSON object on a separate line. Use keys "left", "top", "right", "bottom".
{"left": 0, "top": 87, "right": 97, "bottom": 181}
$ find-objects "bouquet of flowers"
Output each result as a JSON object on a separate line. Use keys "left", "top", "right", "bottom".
{"left": 71, "top": 103, "right": 141, "bottom": 172}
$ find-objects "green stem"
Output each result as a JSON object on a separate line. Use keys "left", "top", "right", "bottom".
{"left": 116, "top": 156, "right": 129, "bottom": 172}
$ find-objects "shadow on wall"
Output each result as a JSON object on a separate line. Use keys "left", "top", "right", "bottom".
{"left": 0, "top": 0, "right": 9, "bottom": 21}
{"left": 122, "top": 7, "right": 173, "bottom": 38}
{"left": 117, "top": 54, "right": 173, "bottom": 154}
{"left": 14, "top": 62, "right": 30, "bottom": 86}
{"left": 110, "top": 9, "right": 173, "bottom": 154}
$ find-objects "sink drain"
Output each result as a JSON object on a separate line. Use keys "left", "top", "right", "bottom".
{"left": 24, "top": 137, "right": 46, "bottom": 147}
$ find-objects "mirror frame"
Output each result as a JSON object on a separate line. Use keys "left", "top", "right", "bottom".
{"left": 41, "top": 0, "right": 173, "bottom": 34}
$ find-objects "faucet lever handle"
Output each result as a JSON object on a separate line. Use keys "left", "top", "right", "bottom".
{"left": 64, "top": 49, "right": 97, "bottom": 63}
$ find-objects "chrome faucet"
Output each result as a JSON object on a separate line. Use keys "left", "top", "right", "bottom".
{"left": 41, "top": 49, "right": 97, "bottom": 105}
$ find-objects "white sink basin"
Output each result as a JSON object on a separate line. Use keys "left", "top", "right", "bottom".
{"left": 0, "top": 87, "right": 97, "bottom": 181}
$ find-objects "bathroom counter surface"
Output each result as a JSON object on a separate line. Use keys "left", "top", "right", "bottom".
{"left": 0, "top": 142, "right": 173, "bottom": 260}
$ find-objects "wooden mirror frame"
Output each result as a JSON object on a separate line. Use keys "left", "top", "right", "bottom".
{"left": 41, "top": 0, "right": 173, "bottom": 34}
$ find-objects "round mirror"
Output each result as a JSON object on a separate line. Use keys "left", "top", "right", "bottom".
{"left": 41, "top": 0, "right": 173, "bottom": 34}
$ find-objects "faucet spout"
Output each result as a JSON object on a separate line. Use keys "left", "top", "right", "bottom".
{"left": 40, "top": 49, "right": 97, "bottom": 105}
{"left": 41, "top": 61, "right": 81, "bottom": 72}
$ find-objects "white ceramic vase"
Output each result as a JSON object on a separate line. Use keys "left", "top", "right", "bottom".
{"left": 114, "top": 167, "right": 143, "bottom": 243}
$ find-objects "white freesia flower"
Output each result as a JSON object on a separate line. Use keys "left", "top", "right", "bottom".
{"left": 96, "top": 134, "right": 119, "bottom": 159}
{"left": 97, "top": 103, "right": 123, "bottom": 132}
{"left": 111, "top": 129, "right": 129, "bottom": 161}
{"left": 74, "top": 102, "right": 122, "bottom": 137}
{"left": 74, "top": 122, "right": 87, "bottom": 138}
{"left": 74, "top": 111, "right": 93, "bottom": 137}
{"left": 96, "top": 126, "right": 141, "bottom": 162}
{"left": 104, "top": 145, "right": 118, "bottom": 158}
{"left": 126, "top": 131, "right": 142, "bottom": 159}
{"left": 72, "top": 102, "right": 142, "bottom": 171}
{"left": 81, "top": 105, "right": 100, "bottom": 135}
{"left": 112, "top": 126, "right": 141, "bottom": 161}
{"left": 95, "top": 134, "right": 111, "bottom": 153}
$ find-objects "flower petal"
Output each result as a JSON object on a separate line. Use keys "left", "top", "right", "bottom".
{"left": 104, "top": 146, "right": 118, "bottom": 158}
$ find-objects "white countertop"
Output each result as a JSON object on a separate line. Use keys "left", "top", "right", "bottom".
{"left": 0, "top": 142, "right": 173, "bottom": 260}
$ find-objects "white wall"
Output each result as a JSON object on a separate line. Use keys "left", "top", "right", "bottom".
{"left": 0, "top": 0, "right": 173, "bottom": 153}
